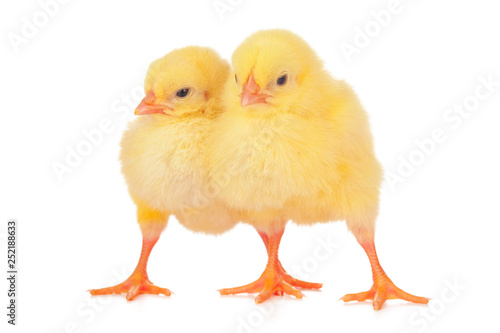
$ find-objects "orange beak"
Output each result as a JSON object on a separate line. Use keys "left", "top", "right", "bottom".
{"left": 135, "top": 91, "right": 171, "bottom": 115}
{"left": 240, "top": 75, "right": 270, "bottom": 107}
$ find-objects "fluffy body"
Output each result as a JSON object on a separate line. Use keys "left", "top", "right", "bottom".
{"left": 121, "top": 47, "right": 237, "bottom": 234}
{"left": 122, "top": 115, "right": 236, "bottom": 233}
{"left": 207, "top": 30, "right": 382, "bottom": 237}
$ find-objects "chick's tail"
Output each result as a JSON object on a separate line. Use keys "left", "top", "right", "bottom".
{"left": 219, "top": 226, "right": 322, "bottom": 303}
{"left": 89, "top": 205, "right": 172, "bottom": 301}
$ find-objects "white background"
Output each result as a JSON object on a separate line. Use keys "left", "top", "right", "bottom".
{"left": 1, "top": 0, "right": 499, "bottom": 332}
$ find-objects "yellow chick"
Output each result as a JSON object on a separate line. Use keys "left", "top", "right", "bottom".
{"left": 207, "top": 30, "right": 428, "bottom": 309}
{"left": 89, "top": 46, "right": 237, "bottom": 300}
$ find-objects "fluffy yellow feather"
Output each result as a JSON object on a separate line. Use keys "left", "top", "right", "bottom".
{"left": 208, "top": 30, "right": 381, "bottom": 234}
{"left": 122, "top": 46, "right": 237, "bottom": 234}
{"left": 208, "top": 30, "right": 427, "bottom": 308}
{"left": 90, "top": 46, "right": 237, "bottom": 300}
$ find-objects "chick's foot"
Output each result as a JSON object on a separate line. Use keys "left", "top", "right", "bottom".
{"left": 219, "top": 265, "right": 305, "bottom": 303}
{"left": 89, "top": 234, "right": 171, "bottom": 301}
{"left": 260, "top": 230, "right": 323, "bottom": 291}
{"left": 89, "top": 273, "right": 171, "bottom": 301}
{"left": 219, "top": 227, "right": 322, "bottom": 303}
{"left": 340, "top": 239, "right": 428, "bottom": 310}
{"left": 273, "top": 258, "right": 322, "bottom": 290}
{"left": 340, "top": 276, "right": 429, "bottom": 310}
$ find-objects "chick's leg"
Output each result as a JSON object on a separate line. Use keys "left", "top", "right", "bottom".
{"left": 89, "top": 205, "right": 171, "bottom": 301}
{"left": 258, "top": 231, "right": 322, "bottom": 294}
{"left": 219, "top": 227, "right": 321, "bottom": 303}
{"left": 341, "top": 229, "right": 429, "bottom": 310}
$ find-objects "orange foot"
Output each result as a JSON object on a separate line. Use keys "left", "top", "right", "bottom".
{"left": 219, "top": 228, "right": 322, "bottom": 303}
{"left": 341, "top": 276, "right": 429, "bottom": 310}
{"left": 341, "top": 239, "right": 429, "bottom": 310}
{"left": 90, "top": 235, "right": 171, "bottom": 301}
{"left": 89, "top": 273, "right": 171, "bottom": 301}
{"left": 275, "top": 260, "right": 322, "bottom": 294}
{"left": 219, "top": 266, "right": 306, "bottom": 303}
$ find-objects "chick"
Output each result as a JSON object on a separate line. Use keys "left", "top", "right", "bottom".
{"left": 89, "top": 46, "right": 237, "bottom": 300}
{"left": 207, "top": 30, "right": 428, "bottom": 309}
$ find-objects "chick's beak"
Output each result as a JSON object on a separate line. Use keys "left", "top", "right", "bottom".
{"left": 135, "top": 91, "right": 170, "bottom": 115}
{"left": 240, "top": 75, "right": 270, "bottom": 107}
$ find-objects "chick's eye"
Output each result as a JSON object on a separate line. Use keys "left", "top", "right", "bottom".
{"left": 176, "top": 88, "right": 190, "bottom": 98}
{"left": 276, "top": 74, "right": 287, "bottom": 86}
{"left": 235, "top": 74, "right": 238, "bottom": 83}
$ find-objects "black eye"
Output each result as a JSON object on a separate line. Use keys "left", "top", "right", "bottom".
{"left": 176, "top": 88, "right": 190, "bottom": 98}
{"left": 276, "top": 74, "right": 287, "bottom": 86}
{"left": 235, "top": 74, "right": 238, "bottom": 83}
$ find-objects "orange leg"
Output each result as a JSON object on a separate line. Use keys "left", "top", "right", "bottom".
{"left": 258, "top": 231, "right": 323, "bottom": 295}
{"left": 341, "top": 236, "right": 429, "bottom": 310}
{"left": 89, "top": 234, "right": 171, "bottom": 300}
{"left": 219, "top": 227, "right": 322, "bottom": 303}
{"left": 89, "top": 204, "right": 171, "bottom": 301}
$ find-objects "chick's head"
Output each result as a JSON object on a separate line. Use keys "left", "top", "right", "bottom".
{"left": 229, "top": 29, "right": 324, "bottom": 115}
{"left": 136, "top": 46, "right": 229, "bottom": 117}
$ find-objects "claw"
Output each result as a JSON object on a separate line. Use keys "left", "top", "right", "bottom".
{"left": 341, "top": 277, "right": 428, "bottom": 310}
{"left": 89, "top": 275, "right": 171, "bottom": 301}
{"left": 220, "top": 227, "right": 321, "bottom": 303}
{"left": 340, "top": 236, "right": 429, "bottom": 310}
